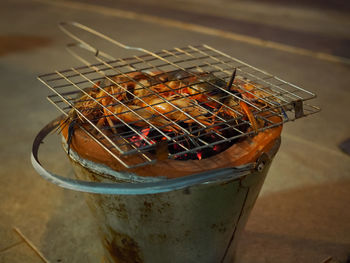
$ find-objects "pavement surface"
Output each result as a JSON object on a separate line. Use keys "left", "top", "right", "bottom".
{"left": 0, "top": 0, "right": 349, "bottom": 262}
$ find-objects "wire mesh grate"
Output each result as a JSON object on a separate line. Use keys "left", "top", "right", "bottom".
{"left": 38, "top": 23, "right": 320, "bottom": 169}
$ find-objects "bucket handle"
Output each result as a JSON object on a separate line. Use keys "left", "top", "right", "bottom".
{"left": 31, "top": 117, "right": 255, "bottom": 195}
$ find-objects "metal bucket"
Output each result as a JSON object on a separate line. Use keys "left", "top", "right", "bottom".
{"left": 31, "top": 118, "right": 280, "bottom": 263}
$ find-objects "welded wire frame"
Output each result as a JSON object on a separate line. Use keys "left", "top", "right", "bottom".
{"left": 39, "top": 44, "right": 319, "bottom": 168}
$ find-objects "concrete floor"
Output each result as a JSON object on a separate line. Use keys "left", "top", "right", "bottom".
{"left": 0, "top": 0, "right": 349, "bottom": 262}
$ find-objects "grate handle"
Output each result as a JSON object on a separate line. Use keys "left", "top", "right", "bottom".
{"left": 59, "top": 21, "right": 159, "bottom": 65}
{"left": 31, "top": 116, "right": 255, "bottom": 195}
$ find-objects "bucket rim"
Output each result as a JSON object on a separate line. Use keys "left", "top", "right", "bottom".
{"left": 31, "top": 116, "right": 279, "bottom": 195}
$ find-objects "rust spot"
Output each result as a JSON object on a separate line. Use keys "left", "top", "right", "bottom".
{"left": 139, "top": 200, "right": 154, "bottom": 219}
{"left": 156, "top": 201, "right": 171, "bottom": 214}
{"left": 183, "top": 188, "right": 191, "bottom": 195}
{"left": 104, "top": 227, "right": 143, "bottom": 263}
{"left": 89, "top": 172, "right": 103, "bottom": 182}
{"left": 161, "top": 202, "right": 170, "bottom": 208}
{"left": 140, "top": 212, "right": 148, "bottom": 220}
{"left": 184, "top": 230, "right": 191, "bottom": 237}
{"left": 211, "top": 223, "right": 227, "bottom": 233}
{"left": 113, "top": 202, "right": 128, "bottom": 220}
{"left": 143, "top": 201, "right": 153, "bottom": 210}
{"left": 90, "top": 193, "right": 129, "bottom": 220}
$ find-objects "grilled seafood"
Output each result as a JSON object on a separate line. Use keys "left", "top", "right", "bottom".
{"left": 64, "top": 70, "right": 282, "bottom": 139}
{"left": 98, "top": 94, "right": 212, "bottom": 133}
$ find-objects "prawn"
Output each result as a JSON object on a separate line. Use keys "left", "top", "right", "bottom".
{"left": 239, "top": 82, "right": 282, "bottom": 107}
{"left": 178, "top": 73, "right": 227, "bottom": 108}
{"left": 141, "top": 96, "right": 212, "bottom": 127}
{"left": 99, "top": 94, "right": 181, "bottom": 132}
{"left": 215, "top": 94, "right": 260, "bottom": 133}
{"left": 239, "top": 101, "right": 259, "bottom": 133}
{"left": 99, "top": 93, "right": 213, "bottom": 133}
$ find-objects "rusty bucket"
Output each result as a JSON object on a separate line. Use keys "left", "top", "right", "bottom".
{"left": 32, "top": 118, "right": 280, "bottom": 263}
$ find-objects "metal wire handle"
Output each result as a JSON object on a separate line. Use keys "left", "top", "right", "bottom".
{"left": 59, "top": 21, "right": 171, "bottom": 65}
{"left": 31, "top": 116, "right": 257, "bottom": 195}
{"left": 60, "top": 21, "right": 143, "bottom": 51}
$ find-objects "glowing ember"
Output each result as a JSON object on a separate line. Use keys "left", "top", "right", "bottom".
{"left": 129, "top": 128, "right": 154, "bottom": 147}
{"left": 141, "top": 128, "right": 150, "bottom": 139}
{"left": 125, "top": 123, "right": 244, "bottom": 161}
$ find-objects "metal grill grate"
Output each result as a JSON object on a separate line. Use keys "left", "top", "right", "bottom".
{"left": 38, "top": 22, "right": 320, "bottom": 169}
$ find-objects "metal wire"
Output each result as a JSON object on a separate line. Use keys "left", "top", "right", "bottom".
{"left": 37, "top": 22, "right": 320, "bottom": 168}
